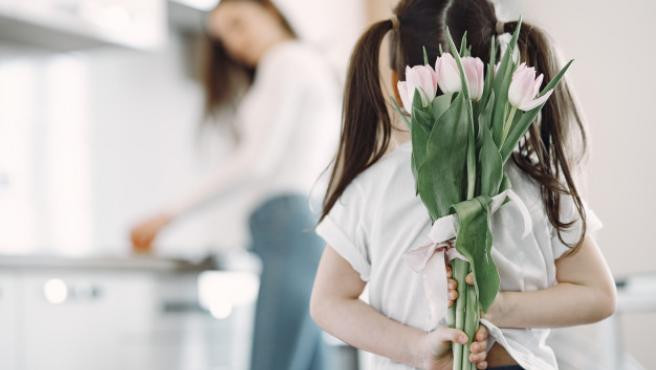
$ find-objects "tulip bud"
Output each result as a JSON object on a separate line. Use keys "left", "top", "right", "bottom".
{"left": 397, "top": 65, "right": 438, "bottom": 112}
{"left": 508, "top": 63, "right": 553, "bottom": 111}
{"left": 462, "top": 57, "right": 485, "bottom": 101}
{"left": 435, "top": 53, "right": 461, "bottom": 94}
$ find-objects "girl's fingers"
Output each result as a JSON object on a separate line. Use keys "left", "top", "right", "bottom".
{"left": 447, "top": 265, "right": 453, "bottom": 278}
{"left": 436, "top": 328, "right": 468, "bottom": 344}
{"left": 448, "top": 279, "right": 457, "bottom": 290}
{"left": 470, "top": 341, "right": 487, "bottom": 353}
{"left": 475, "top": 326, "right": 488, "bottom": 341}
{"left": 476, "top": 361, "right": 488, "bottom": 369}
{"left": 465, "top": 272, "right": 475, "bottom": 285}
{"left": 469, "top": 352, "right": 486, "bottom": 363}
{"left": 449, "top": 290, "right": 458, "bottom": 301}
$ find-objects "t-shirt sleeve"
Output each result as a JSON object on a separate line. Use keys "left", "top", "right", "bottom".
{"left": 550, "top": 193, "right": 603, "bottom": 259}
{"left": 315, "top": 181, "right": 371, "bottom": 281}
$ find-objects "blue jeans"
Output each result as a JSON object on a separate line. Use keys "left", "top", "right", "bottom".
{"left": 248, "top": 194, "right": 327, "bottom": 370}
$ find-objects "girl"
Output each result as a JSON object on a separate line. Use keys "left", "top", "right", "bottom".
{"left": 310, "top": 0, "right": 616, "bottom": 369}
{"left": 130, "top": 1, "right": 341, "bottom": 369}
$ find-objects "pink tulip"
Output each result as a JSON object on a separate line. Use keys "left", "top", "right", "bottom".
{"left": 397, "top": 65, "right": 438, "bottom": 112}
{"left": 462, "top": 57, "right": 484, "bottom": 101}
{"left": 508, "top": 63, "right": 553, "bottom": 111}
{"left": 434, "top": 53, "right": 461, "bottom": 94}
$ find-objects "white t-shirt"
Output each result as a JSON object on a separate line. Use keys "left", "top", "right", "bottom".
{"left": 167, "top": 41, "right": 341, "bottom": 215}
{"left": 316, "top": 141, "right": 602, "bottom": 370}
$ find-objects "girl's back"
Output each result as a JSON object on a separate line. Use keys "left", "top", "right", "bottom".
{"left": 311, "top": 1, "right": 615, "bottom": 369}
{"left": 317, "top": 141, "right": 601, "bottom": 370}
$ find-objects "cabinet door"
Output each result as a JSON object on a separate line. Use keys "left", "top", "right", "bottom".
{"left": 0, "top": 273, "right": 19, "bottom": 370}
{"left": 21, "top": 271, "right": 157, "bottom": 370}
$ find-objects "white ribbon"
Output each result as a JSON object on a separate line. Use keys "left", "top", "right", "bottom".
{"left": 403, "top": 189, "right": 533, "bottom": 327}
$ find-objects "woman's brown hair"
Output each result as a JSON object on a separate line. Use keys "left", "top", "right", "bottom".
{"left": 202, "top": 0, "right": 297, "bottom": 126}
{"left": 321, "top": 0, "right": 588, "bottom": 250}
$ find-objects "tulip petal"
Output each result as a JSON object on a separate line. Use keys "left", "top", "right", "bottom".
{"left": 435, "top": 53, "right": 462, "bottom": 94}
{"left": 531, "top": 74, "right": 544, "bottom": 101}
{"left": 520, "top": 89, "right": 553, "bottom": 111}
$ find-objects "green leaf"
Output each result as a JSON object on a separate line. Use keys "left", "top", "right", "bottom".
{"left": 411, "top": 89, "right": 432, "bottom": 128}
{"left": 499, "top": 59, "right": 574, "bottom": 161}
{"left": 417, "top": 96, "right": 468, "bottom": 219}
{"left": 491, "top": 20, "right": 522, "bottom": 143}
{"left": 459, "top": 31, "right": 469, "bottom": 56}
{"left": 411, "top": 114, "right": 430, "bottom": 177}
{"left": 452, "top": 197, "right": 500, "bottom": 312}
{"left": 478, "top": 95, "right": 503, "bottom": 197}
{"left": 446, "top": 28, "right": 477, "bottom": 199}
{"left": 412, "top": 93, "right": 454, "bottom": 197}
{"left": 479, "top": 37, "right": 496, "bottom": 106}
{"left": 431, "top": 93, "right": 453, "bottom": 122}
{"left": 542, "top": 59, "right": 574, "bottom": 94}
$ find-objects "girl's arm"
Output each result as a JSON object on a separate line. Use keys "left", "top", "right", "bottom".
{"left": 483, "top": 235, "right": 616, "bottom": 328}
{"left": 311, "top": 246, "right": 490, "bottom": 370}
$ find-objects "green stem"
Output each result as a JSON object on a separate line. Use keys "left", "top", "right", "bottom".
{"left": 465, "top": 103, "right": 477, "bottom": 201}
{"left": 447, "top": 303, "right": 456, "bottom": 328}
{"left": 451, "top": 259, "right": 468, "bottom": 370}
{"left": 462, "top": 265, "right": 480, "bottom": 370}
{"left": 500, "top": 105, "right": 517, "bottom": 145}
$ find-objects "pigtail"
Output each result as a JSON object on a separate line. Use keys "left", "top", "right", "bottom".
{"left": 508, "top": 21, "right": 589, "bottom": 250}
{"left": 320, "top": 20, "right": 394, "bottom": 220}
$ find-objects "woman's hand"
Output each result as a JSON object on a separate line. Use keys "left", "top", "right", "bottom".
{"left": 415, "top": 325, "right": 489, "bottom": 370}
{"left": 130, "top": 213, "right": 173, "bottom": 253}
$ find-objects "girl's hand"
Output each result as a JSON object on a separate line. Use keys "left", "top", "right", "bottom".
{"left": 447, "top": 265, "right": 458, "bottom": 307}
{"left": 130, "top": 213, "right": 173, "bottom": 253}
{"left": 415, "top": 325, "right": 489, "bottom": 370}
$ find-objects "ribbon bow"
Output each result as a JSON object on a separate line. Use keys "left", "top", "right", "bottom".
{"left": 403, "top": 189, "right": 533, "bottom": 327}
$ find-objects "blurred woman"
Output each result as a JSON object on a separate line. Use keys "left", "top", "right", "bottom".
{"left": 130, "top": 1, "right": 341, "bottom": 369}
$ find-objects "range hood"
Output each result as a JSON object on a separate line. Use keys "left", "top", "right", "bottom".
{"left": 0, "top": 0, "right": 167, "bottom": 51}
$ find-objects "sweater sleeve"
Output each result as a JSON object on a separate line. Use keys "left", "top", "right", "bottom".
{"left": 165, "top": 46, "right": 310, "bottom": 216}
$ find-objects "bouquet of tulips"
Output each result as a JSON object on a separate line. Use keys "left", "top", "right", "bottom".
{"left": 396, "top": 21, "right": 572, "bottom": 369}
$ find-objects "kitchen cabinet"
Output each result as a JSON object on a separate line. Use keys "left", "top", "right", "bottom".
{"left": 0, "top": 253, "right": 259, "bottom": 370}
{"left": 0, "top": 273, "right": 19, "bottom": 370}
{"left": 0, "top": 0, "right": 166, "bottom": 50}
{"left": 21, "top": 271, "right": 158, "bottom": 370}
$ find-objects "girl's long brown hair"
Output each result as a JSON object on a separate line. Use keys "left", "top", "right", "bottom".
{"left": 321, "top": 0, "right": 588, "bottom": 250}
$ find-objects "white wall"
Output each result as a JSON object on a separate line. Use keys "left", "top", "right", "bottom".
{"left": 502, "top": 0, "right": 656, "bottom": 276}
{"left": 499, "top": 2, "right": 656, "bottom": 368}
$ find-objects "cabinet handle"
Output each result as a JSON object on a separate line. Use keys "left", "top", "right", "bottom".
{"left": 43, "top": 279, "right": 103, "bottom": 304}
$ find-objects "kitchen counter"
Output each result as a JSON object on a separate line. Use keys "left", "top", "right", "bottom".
{"left": 0, "top": 251, "right": 259, "bottom": 273}
{"left": 616, "top": 272, "right": 656, "bottom": 313}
